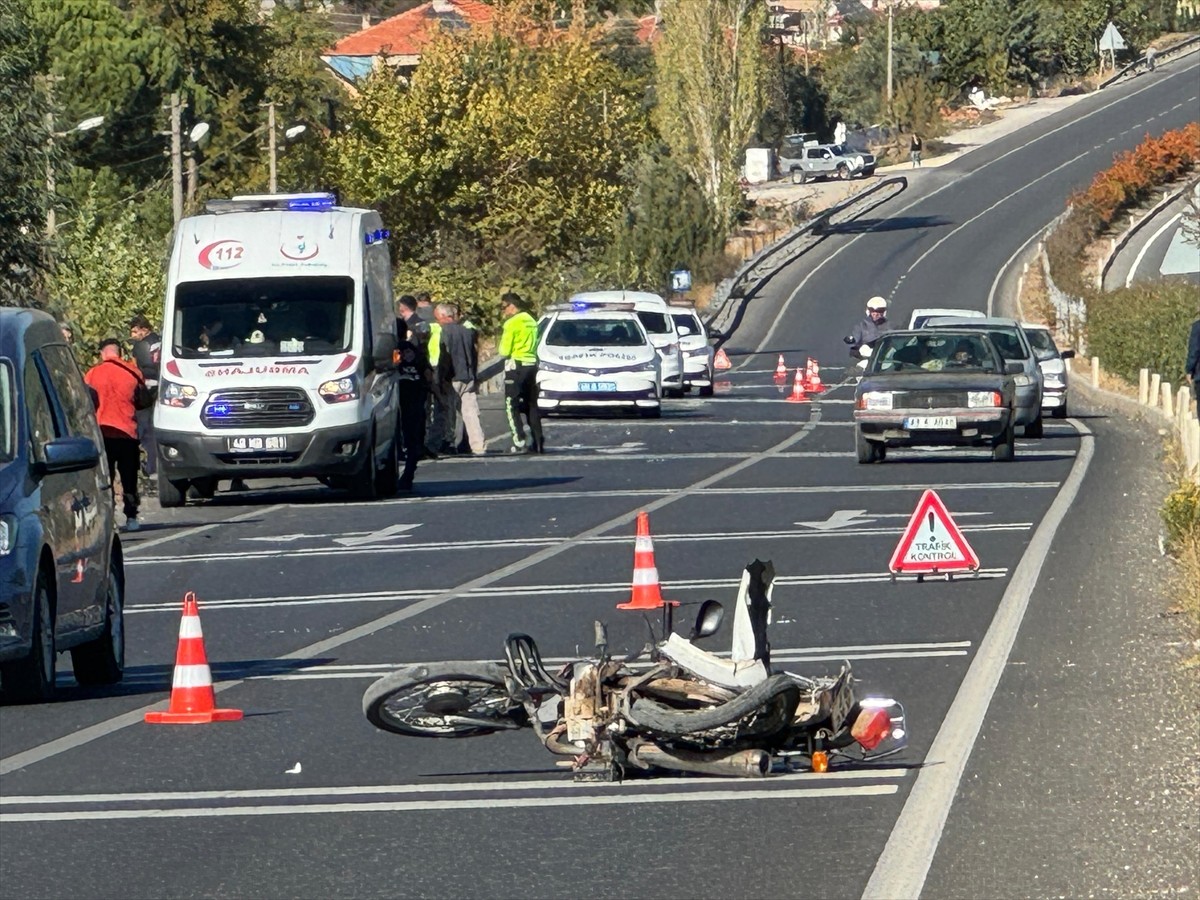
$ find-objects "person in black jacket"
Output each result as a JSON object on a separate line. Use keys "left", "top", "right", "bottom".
{"left": 1187, "top": 314, "right": 1200, "bottom": 419}
{"left": 435, "top": 303, "right": 486, "bottom": 455}
{"left": 129, "top": 314, "right": 161, "bottom": 475}
{"left": 395, "top": 324, "right": 432, "bottom": 491}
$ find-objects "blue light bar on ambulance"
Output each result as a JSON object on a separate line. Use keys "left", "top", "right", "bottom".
{"left": 205, "top": 193, "right": 336, "bottom": 214}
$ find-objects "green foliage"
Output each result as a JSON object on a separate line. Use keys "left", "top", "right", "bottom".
{"left": 932, "top": 0, "right": 1040, "bottom": 93}
{"left": 759, "top": 53, "right": 832, "bottom": 147}
{"left": 48, "top": 190, "right": 167, "bottom": 358}
{"left": 1162, "top": 478, "right": 1200, "bottom": 554}
{"left": 1086, "top": 284, "right": 1199, "bottom": 385}
{"left": 0, "top": 0, "right": 55, "bottom": 307}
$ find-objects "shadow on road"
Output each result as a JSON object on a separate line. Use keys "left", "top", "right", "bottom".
{"left": 817, "top": 214, "right": 954, "bottom": 236}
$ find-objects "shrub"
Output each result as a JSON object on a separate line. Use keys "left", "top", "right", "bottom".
{"left": 1085, "top": 282, "right": 1199, "bottom": 385}
{"left": 1162, "top": 478, "right": 1200, "bottom": 553}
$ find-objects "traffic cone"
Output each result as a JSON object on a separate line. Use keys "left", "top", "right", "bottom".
{"left": 807, "top": 358, "right": 825, "bottom": 393}
{"left": 714, "top": 348, "right": 732, "bottom": 370}
{"left": 145, "top": 592, "right": 243, "bottom": 725}
{"left": 773, "top": 355, "right": 788, "bottom": 381}
{"left": 785, "top": 367, "right": 810, "bottom": 403}
{"left": 618, "top": 512, "right": 677, "bottom": 610}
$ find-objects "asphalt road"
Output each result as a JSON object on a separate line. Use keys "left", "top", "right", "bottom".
{"left": 2, "top": 56, "right": 1197, "bottom": 900}
{"left": 1104, "top": 182, "right": 1200, "bottom": 290}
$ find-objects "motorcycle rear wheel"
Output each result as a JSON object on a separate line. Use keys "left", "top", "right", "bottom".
{"left": 363, "top": 662, "right": 519, "bottom": 737}
{"left": 629, "top": 673, "right": 801, "bottom": 738}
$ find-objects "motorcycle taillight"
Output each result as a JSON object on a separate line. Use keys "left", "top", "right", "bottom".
{"left": 851, "top": 707, "right": 892, "bottom": 750}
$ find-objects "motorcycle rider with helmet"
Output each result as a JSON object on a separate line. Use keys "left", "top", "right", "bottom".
{"left": 844, "top": 296, "right": 891, "bottom": 364}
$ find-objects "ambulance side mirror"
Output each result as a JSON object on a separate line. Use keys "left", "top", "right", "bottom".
{"left": 372, "top": 333, "right": 398, "bottom": 371}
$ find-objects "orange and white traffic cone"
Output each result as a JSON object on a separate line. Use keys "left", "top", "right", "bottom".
{"left": 714, "top": 348, "right": 732, "bottom": 370}
{"left": 617, "top": 512, "right": 677, "bottom": 610}
{"left": 785, "top": 367, "right": 810, "bottom": 403}
{"left": 807, "top": 357, "right": 825, "bottom": 393}
{"left": 773, "top": 354, "right": 788, "bottom": 381}
{"left": 145, "top": 592, "right": 243, "bottom": 725}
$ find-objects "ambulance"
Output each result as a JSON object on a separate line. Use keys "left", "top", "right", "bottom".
{"left": 153, "top": 193, "right": 400, "bottom": 506}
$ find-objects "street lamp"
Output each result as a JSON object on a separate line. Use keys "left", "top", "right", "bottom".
{"left": 46, "top": 114, "right": 105, "bottom": 237}
{"left": 185, "top": 121, "right": 210, "bottom": 212}
{"left": 264, "top": 100, "right": 309, "bottom": 193}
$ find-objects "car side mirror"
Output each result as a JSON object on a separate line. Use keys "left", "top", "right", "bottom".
{"left": 690, "top": 600, "right": 724, "bottom": 641}
{"left": 372, "top": 333, "right": 398, "bottom": 371}
{"left": 1060, "top": 349, "right": 1076, "bottom": 360}
{"left": 40, "top": 436, "right": 100, "bottom": 475}
{"left": 1004, "top": 361, "right": 1024, "bottom": 375}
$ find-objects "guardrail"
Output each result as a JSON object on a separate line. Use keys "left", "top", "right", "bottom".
{"left": 705, "top": 176, "right": 908, "bottom": 343}
{"left": 1098, "top": 34, "right": 1200, "bottom": 89}
{"left": 1098, "top": 177, "right": 1200, "bottom": 290}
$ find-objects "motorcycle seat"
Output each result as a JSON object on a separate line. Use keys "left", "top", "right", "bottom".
{"left": 659, "top": 633, "right": 769, "bottom": 691}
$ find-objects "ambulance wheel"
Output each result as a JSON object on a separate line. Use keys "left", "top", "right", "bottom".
{"left": 157, "top": 472, "right": 187, "bottom": 508}
{"left": 375, "top": 436, "right": 399, "bottom": 497}
{"left": 349, "top": 432, "right": 381, "bottom": 500}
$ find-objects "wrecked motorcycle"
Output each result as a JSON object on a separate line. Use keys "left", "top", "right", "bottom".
{"left": 363, "top": 560, "right": 907, "bottom": 781}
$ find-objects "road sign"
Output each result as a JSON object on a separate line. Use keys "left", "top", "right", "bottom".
{"left": 1098, "top": 21, "right": 1126, "bottom": 51}
{"left": 889, "top": 490, "right": 979, "bottom": 577}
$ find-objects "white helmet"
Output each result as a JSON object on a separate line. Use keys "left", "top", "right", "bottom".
{"left": 866, "top": 296, "right": 888, "bottom": 313}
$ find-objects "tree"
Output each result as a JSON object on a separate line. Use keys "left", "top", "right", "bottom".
{"left": 652, "top": 0, "right": 768, "bottom": 235}
{"left": 0, "top": 0, "right": 56, "bottom": 307}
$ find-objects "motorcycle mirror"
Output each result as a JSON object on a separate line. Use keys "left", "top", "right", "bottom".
{"left": 690, "top": 600, "right": 724, "bottom": 640}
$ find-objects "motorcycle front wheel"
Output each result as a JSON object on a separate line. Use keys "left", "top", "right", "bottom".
{"left": 363, "top": 662, "right": 520, "bottom": 737}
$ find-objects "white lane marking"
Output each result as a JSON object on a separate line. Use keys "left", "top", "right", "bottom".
{"left": 124, "top": 570, "right": 1010, "bottom": 614}
{"left": 0, "top": 767, "right": 909, "bottom": 806}
{"left": 124, "top": 522, "right": 1031, "bottom": 568}
{"left": 757, "top": 60, "right": 1199, "bottom": 354}
{"left": 123, "top": 503, "right": 288, "bottom": 554}
{"left": 1126, "top": 211, "right": 1183, "bottom": 286}
{"left": 0, "top": 411, "right": 828, "bottom": 776}
{"left": 0, "top": 784, "right": 899, "bottom": 823}
{"left": 333, "top": 523, "right": 420, "bottom": 547}
{"left": 863, "top": 418, "right": 1095, "bottom": 899}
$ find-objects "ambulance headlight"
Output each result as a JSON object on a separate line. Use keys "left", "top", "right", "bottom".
{"left": 319, "top": 375, "right": 359, "bottom": 403}
{"left": 160, "top": 380, "right": 198, "bottom": 408}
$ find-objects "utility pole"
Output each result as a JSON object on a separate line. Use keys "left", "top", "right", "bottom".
{"left": 45, "top": 110, "right": 56, "bottom": 238}
{"left": 886, "top": 2, "right": 895, "bottom": 119}
{"left": 267, "top": 101, "right": 277, "bottom": 194}
{"left": 169, "top": 92, "right": 183, "bottom": 224}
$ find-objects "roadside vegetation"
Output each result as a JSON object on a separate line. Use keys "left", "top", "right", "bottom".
{"left": 1, "top": 0, "right": 1195, "bottom": 353}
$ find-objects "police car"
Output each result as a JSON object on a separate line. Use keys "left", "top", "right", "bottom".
{"left": 569, "top": 291, "right": 685, "bottom": 397}
{"left": 668, "top": 303, "right": 715, "bottom": 397}
{"left": 536, "top": 303, "right": 662, "bottom": 417}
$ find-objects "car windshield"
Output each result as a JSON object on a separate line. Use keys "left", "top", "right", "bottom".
{"left": 1024, "top": 328, "right": 1059, "bottom": 360}
{"left": 870, "top": 333, "right": 999, "bottom": 374}
{"left": 545, "top": 317, "right": 645, "bottom": 347}
{"left": 0, "top": 359, "right": 14, "bottom": 463}
{"left": 671, "top": 313, "right": 702, "bottom": 337}
{"left": 635, "top": 311, "right": 672, "bottom": 336}
{"left": 171, "top": 276, "right": 354, "bottom": 358}
{"left": 928, "top": 323, "right": 1029, "bottom": 360}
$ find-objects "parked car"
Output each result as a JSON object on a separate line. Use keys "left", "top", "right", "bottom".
{"left": 921, "top": 316, "right": 1045, "bottom": 437}
{"left": 778, "top": 140, "right": 876, "bottom": 183}
{"left": 853, "top": 329, "right": 1022, "bottom": 463}
{"left": 569, "top": 291, "right": 685, "bottom": 398}
{"left": 535, "top": 304, "right": 662, "bottom": 418}
{"left": 908, "top": 307, "right": 986, "bottom": 329}
{"left": 1022, "top": 323, "right": 1075, "bottom": 418}
{"left": 668, "top": 306, "right": 715, "bottom": 397}
{"left": 0, "top": 308, "right": 125, "bottom": 703}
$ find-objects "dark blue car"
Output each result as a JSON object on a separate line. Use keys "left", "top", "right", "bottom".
{"left": 0, "top": 308, "right": 125, "bottom": 702}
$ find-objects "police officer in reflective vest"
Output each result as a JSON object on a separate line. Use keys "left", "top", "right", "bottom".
{"left": 498, "top": 291, "right": 543, "bottom": 453}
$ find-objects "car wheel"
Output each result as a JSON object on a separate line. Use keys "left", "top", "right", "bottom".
{"left": 836, "top": 164, "right": 850, "bottom": 180}
{"left": 855, "top": 427, "right": 882, "bottom": 464}
{"left": 993, "top": 424, "right": 1016, "bottom": 462}
{"left": 1025, "top": 415, "right": 1044, "bottom": 438}
{"left": 71, "top": 550, "right": 125, "bottom": 686}
{"left": 639, "top": 405, "right": 662, "bottom": 419}
{"left": 191, "top": 476, "right": 217, "bottom": 500}
{"left": 791, "top": 168, "right": 807, "bottom": 184}
{"left": 1052, "top": 404, "right": 1068, "bottom": 419}
{"left": 157, "top": 471, "right": 187, "bottom": 508}
{"left": 1, "top": 568, "right": 55, "bottom": 703}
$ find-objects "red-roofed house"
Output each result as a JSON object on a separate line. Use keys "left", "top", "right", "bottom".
{"left": 322, "top": 0, "right": 494, "bottom": 85}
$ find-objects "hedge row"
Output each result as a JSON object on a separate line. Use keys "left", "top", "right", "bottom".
{"left": 1085, "top": 281, "right": 1199, "bottom": 384}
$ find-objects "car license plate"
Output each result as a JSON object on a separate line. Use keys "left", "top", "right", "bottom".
{"left": 904, "top": 416, "right": 956, "bottom": 429}
{"left": 578, "top": 381, "right": 617, "bottom": 392}
{"left": 226, "top": 435, "right": 287, "bottom": 452}
{"left": 827, "top": 668, "right": 855, "bottom": 728}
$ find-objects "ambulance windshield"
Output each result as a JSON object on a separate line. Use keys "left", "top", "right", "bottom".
{"left": 172, "top": 276, "right": 354, "bottom": 358}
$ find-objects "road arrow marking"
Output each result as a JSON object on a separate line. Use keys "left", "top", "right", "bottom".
{"left": 333, "top": 523, "right": 421, "bottom": 547}
{"left": 797, "top": 509, "right": 873, "bottom": 530}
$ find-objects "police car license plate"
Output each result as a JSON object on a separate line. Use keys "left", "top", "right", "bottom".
{"left": 578, "top": 381, "right": 617, "bottom": 392}
{"left": 903, "top": 416, "right": 956, "bottom": 429}
{"left": 227, "top": 435, "right": 287, "bottom": 452}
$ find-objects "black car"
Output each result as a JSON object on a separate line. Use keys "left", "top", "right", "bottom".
{"left": 853, "top": 329, "right": 1022, "bottom": 463}
{"left": 0, "top": 308, "right": 125, "bottom": 702}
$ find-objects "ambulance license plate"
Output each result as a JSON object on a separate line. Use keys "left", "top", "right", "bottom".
{"left": 227, "top": 435, "right": 287, "bottom": 452}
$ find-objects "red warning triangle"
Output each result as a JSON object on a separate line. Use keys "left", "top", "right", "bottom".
{"left": 889, "top": 489, "right": 980, "bottom": 575}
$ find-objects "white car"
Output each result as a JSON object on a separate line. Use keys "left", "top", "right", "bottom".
{"left": 669, "top": 307, "right": 715, "bottom": 397}
{"left": 1022, "top": 323, "right": 1075, "bottom": 418}
{"left": 908, "top": 307, "right": 986, "bottom": 329}
{"left": 570, "top": 291, "right": 685, "bottom": 397}
{"left": 535, "top": 306, "right": 662, "bottom": 417}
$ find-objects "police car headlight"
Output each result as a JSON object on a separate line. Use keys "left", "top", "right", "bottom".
{"left": 538, "top": 360, "right": 569, "bottom": 374}
{"left": 319, "top": 376, "right": 359, "bottom": 403}
{"left": 160, "top": 380, "right": 198, "bottom": 408}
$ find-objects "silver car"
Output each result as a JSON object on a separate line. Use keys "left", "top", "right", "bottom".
{"left": 922, "top": 316, "right": 1045, "bottom": 436}
{"left": 1022, "top": 323, "right": 1075, "bottom": 418}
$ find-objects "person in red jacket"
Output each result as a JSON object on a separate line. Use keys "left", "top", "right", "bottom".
{"left": 84, "top": 339, "right": 146, "bottom": 532}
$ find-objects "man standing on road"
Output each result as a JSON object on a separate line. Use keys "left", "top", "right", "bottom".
{"left": 498, "top": 291, "right": 543, "bottom": 454}
{"left": 84, "top": 339, "right": 145, "bottom": 532}
{"left": 394, "top": 325, "right": 432, "bottom": 492}
{"left": 435, "top": 302, "right": 486, "bottom": 455}
{"left": 1186, "top": 311, "right": 1200, "bottom": 419}
{"left": 129, "top": 314, "right": 161, "bottom": 476}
